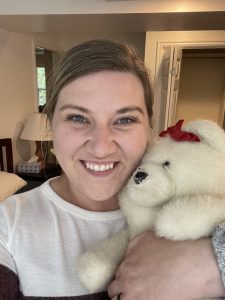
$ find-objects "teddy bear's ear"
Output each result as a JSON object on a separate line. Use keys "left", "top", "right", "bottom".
{"left": 183, "top": 119, "right": 225, "bottom": 152}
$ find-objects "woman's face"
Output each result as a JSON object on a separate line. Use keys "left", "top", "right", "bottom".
{"left": 52, "top": 71, "right": 150, "bottom": 211}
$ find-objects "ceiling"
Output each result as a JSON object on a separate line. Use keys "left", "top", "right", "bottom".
{"left": 0, "top": 0, "right": 225, "bottom": 35}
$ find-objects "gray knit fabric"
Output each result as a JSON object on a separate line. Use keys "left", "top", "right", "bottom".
{"left": 212, "top": 224, "right": 225, "bottom": 285}
{"left": 212, "top": 223, "right": 225, "bottom": 300}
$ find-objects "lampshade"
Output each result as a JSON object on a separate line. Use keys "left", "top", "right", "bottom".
{"left": 20, "top": 112, "right": 53, "bottom": 141}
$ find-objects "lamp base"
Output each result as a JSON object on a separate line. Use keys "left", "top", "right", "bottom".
{"left": 26, "top": 155, "right": 39, "bottom": 164}
{"left": 35, "top": 141, "right": 45, "bottom": 170}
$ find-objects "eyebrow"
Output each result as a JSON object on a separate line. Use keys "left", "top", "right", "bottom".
{"left": 59, "top": 104, "right": 144, "bottom": 115}
{"left": 116, "top": 106, "right": 144, "bottom": 115}
{"left": 59, "top": 104, "right": 89, "bottom": 113}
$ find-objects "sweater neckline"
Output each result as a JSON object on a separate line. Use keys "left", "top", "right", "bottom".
{"left": 40, "top": 178, "right": 124, "bottom": 221}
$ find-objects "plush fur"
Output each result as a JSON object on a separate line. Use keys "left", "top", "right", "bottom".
{"left": 77, "top": 119, "right": 225, "bottom": 294}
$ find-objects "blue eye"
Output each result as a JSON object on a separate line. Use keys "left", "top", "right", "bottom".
{"left": 115, "top": 117, "right": 136, "bottom": 126}
{"left": 67, "top": 114, "right": 89, "bottom": 124}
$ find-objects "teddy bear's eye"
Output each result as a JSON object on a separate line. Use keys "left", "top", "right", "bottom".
{"left": 162, "top": 161, "right": 170, "bottom": 168}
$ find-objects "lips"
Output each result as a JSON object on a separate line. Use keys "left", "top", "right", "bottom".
{"left": 81, "top": 161, "right": 117, "bottom": 172}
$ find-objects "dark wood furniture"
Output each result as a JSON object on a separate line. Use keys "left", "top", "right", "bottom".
{"left": 16, "top": 164, "right": 61, "bottom": 182}
{"left": 0, "top": 138, "right": 61, "bottom": 193}
{"left": 0, "top": 138, "right": 13, "bottom": 172}
{"left": 16, "top": 164, "right": 61, "bottom": 193}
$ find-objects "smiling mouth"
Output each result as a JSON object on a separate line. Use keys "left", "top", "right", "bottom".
{"left": 81, "top": 161, "right": 118, "bottom": 172}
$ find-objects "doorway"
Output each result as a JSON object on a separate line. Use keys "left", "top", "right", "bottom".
{"left": 35, "top": 47, "right": 55, "bottom": 164}
{"left": 157, "top": 45, "right": 225, "bottom": 131}
{"left": 35, "top": 47, "right": 53, "bottom": 111}
{"left": 176, "top": 48, "right": 225, "bottom": 128}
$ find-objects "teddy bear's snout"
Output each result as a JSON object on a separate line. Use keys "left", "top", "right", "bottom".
{"left": 134, "top": 170, "right": 149, "bottom": 184}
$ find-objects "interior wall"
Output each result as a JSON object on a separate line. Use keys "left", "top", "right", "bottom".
{"left": 0, "top": 28, "right": 37, "bottom": 169}
{"left": 32, "top": 33, "right": 61, "bottom": 52}
{"left": 176, "top": 57, "right": 225, "bottom": 124}
{"left": 59, "top": 32, "right": 146, "bottom": 56}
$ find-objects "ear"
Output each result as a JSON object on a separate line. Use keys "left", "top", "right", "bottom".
{"left": 183, "top": 119, "right": 225, "bottom": 152}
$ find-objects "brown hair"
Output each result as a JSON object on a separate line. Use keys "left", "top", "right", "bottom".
{"left": 45, "top": 39, "right": 153, "bottom": 124}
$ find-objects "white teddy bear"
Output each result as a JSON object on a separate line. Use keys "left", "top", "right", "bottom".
{"left": 78, "top": 119, "right": 225, "bottom": 295}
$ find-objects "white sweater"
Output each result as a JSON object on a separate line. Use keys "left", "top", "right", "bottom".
{"left": 0, "top": 179, "right": 126, "bottom": 297}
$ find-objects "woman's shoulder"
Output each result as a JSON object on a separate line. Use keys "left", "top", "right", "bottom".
{"left": 0, "top": 181, "right": 57, "bottom": 243}
{"left": 0, "top": 181, "right": 52, "bottom": 223}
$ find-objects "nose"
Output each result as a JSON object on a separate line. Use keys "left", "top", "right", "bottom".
{"left": 134, "top": 170, "right": 148, "bottom": 184}
{"left": 86, "top": 125, "right": 117, "bottom": 158}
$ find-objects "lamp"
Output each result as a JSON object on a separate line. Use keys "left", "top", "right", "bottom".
{"left": 20, "top": 112, "right": 53, "bottom": 169}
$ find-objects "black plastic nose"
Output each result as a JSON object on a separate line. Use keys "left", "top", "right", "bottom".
{"left": 134, "top": 170, "right": 148, "bottom": 184}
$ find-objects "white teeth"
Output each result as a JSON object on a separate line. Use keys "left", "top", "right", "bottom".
{"left": 100, "top": 165, "right": 105, "bottom": 171}
{"left": 93, "top": 165, "right": 99, "bottom": 171}
{"left": 84, "top": 162, "right": 115, "bottom": 172}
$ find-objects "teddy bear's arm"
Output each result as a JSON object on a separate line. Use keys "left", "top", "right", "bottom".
{"left": 123, "top": 205, "right": 157, "bottom": 239}
{"left": 77, "top": 228, "right": 129, "bottom": 293}
{"left": 155, "top": 195, "right": 225, "bottom": 241}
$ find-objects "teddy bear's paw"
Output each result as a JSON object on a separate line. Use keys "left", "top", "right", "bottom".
{"left": 77, "top": 251, "right": 115, "bottom": 293}
{"left": 155, "top": 197, "right": 225, "bottom": 240}
{"left": 155, "top": 212, "right": 203, "bottom": 241}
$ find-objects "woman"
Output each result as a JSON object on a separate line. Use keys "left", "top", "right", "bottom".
{"left": 0, "top": 39, "right": 224, "bottom": 300}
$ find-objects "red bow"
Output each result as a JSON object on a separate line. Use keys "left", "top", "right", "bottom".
{"left": 159, "top": 120, "right": 200, "bottom": 142}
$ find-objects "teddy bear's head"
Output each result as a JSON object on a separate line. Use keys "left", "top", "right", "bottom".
{"left": 119, "top": 119, "right": 225, "bottom": 209}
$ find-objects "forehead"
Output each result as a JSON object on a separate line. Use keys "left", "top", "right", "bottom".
{"left": 57, "top": 71, "right": 146, "bottom": 109}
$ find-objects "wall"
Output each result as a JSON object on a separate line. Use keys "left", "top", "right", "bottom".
{"left": 32, "top": 33, "right": 61, "bottom": 52}
{"left": 0, "top": 28, "right": 37, "bottom": 168}
{"left": 59, "top": 32, "right": 146, "bottom": 56}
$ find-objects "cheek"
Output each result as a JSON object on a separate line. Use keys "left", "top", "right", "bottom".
{"left": 122, "top": 132, "right": 149, "bottom": 163}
